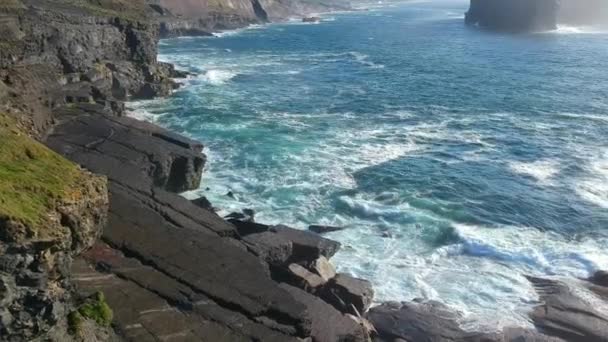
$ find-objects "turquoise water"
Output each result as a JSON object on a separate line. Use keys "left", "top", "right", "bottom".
{"left": 130, "top": 0, "right": 608, "bottom": 330}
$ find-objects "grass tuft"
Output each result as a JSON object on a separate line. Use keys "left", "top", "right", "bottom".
{"left": 68, "top": 292, "right": 114, "bottom": 335}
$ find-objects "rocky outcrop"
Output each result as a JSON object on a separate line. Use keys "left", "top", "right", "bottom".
{"left": 0, "top": 113, "right": 109, "bottom": 340}
{"left": 465, "top": 0, "right": 559, "bottom": 32}
{"left": 44, "top": 106, "right": 372, "bottom": 341}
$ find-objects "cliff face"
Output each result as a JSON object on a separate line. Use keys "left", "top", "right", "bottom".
{"left": 0, "top": 0, "right": 183, "bottom": 137}
{"left": 0, "top": 113, "right": 109, "bottom": 340}
{"left": 148, "top": 0, "right": 351, "bottom": 38}
{"left": 465, "top": 0, "right": 559, "bottom": 32}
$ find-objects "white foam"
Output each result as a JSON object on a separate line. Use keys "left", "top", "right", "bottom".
{"left": 508, "top": 159, "right": 561, "bottom": 184}
{"left": 576, "top": 150, "right": 608, "bottom": 208}
{"left": 348, "top": 51, "right": 385, "bottom": 69}
{"left": 199, "top": 69, "right": 238, "bottom": 85}
{"left": 212, "top": 24, "right": 264, "bottom": 38}
{"left": 451, "top": 223, "right": 608, "bottom": 276}
{"left": 557, "top": 112, "right": 608, "bottom": 123}
{"left": 553, "top": 25, "right": 607, "bottom": 35}
{"left": 127, "top": 108, "right": 160, "bottom": 122}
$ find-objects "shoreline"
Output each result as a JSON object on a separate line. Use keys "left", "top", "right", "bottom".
{"left": 2, "top": 0, "right": 608, "bottom": 340}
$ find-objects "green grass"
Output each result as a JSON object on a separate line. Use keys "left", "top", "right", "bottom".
{"left": 47, "top": 0, "right": 150, "bottom": 21}
{"left": 68, "top": 292, "right": 114, "bottom": 335}
{"left": 0, "top": 113, "right": 89, "bottom": 240}
{"left": 78, "top": 292, "right": 113, "bottom": 326}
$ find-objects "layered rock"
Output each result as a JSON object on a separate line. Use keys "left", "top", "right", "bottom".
{"left": 465, "top": 0, "right": 559, "bottom": 32}
{"left": 44, "top": 106, "right": 372, "bottom": 341}
{"left": 0, "top": 113, "right": 109, "bottom": 340}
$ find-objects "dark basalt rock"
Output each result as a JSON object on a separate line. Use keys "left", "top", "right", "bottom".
{"left": 191, "top": 195, "right": 215, "bottom": 212}
{"left": 322, "top": 274, "right": 374, "bottom": 315}
{"left": 46, "top": 114, "right": 205, "bottom": 193}
{"left": 226, "top": 209, "right": 255, "bottom": 222}
{"left": 243, "top": 231, "right": 294, "bottom": 265}
{"left": 465, "top": 0, "right": 559, "bottom": 32}
{"left": 271, "top": 225, "right": 341, "bottom": 261}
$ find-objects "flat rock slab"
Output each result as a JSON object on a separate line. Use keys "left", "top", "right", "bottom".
{"left": 323, "top": 274, "right": 374, "bottom": 315}
{"left": 76, "top": 244, "right": 303, "bottom": 342}
{"left": 46, "top": 114, "right": 205, "bottom": 193}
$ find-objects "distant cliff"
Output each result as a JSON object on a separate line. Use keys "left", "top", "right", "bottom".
{"left": 465, "top": 0, "right": 559, "bottom": 32}
{"left": 147, "top": 0, "right": 352, "bottom": 38}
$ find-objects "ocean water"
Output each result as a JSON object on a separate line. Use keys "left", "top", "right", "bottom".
{"left": 130, "top": 0, "right": 608, "bottom": 331}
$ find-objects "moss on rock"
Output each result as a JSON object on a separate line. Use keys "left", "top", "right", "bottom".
{"left": 68, "top": 292, "right": 114, "bottom": 335}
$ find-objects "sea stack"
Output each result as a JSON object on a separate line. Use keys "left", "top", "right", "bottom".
{"left": 465, "top": 0, "right": 559, "bottom": 32}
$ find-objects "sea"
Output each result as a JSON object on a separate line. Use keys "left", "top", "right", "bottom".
{"left": 129, "top": 0, "right": 608, "bottom": 331}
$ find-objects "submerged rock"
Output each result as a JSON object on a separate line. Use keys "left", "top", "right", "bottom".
{"left": 309, "top": 225, "right": 345, "bottom": 234}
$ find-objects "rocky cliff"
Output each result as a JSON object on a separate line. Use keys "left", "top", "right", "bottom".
{"left": 0, "top": 0, "right": 184, "bottom": 138}
{"left": 0, "top": 113, "right": 110, "bottom": 340}
{"left": 148, "top": 0, "right": 351, "bottom": 38}
{"left": 465, "top": 0, "right": 559, "bottom": 32}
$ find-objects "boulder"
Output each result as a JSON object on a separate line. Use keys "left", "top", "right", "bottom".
{"left": 323, "top": 274, "right": 374, "bottom": 315}
{"left": 309, "top": 225, "right": 345, "bottom": 234}
{"left": 527, "top": 276, "right": 608, "bottom": 342}
{"left": 191, "top": 196, "right": 215, "bottom": 212}
{"left": 311, "top": 256, "right": 337, "bottom": 282}
{"left": 271, "top": 225, "right": 341, "bottom": 261}
{"left": 243, "top": 231, "right": 294, "bottom": 265}
{"left": 288, "top": 263, "right": 327, "bottom": 290}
